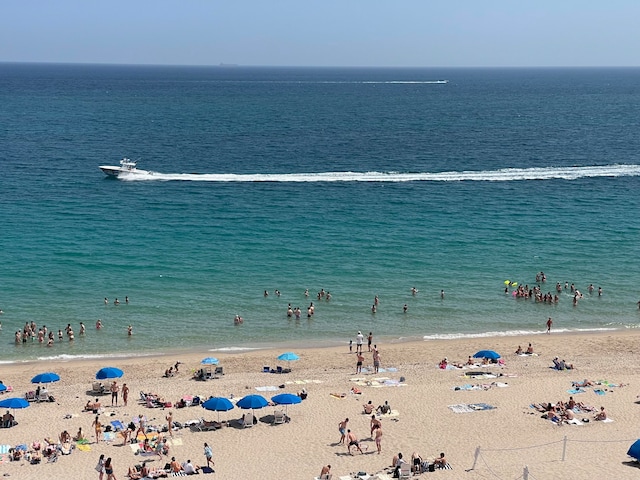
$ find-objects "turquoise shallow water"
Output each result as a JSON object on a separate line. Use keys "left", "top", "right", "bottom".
{"left": 1, "top": 64, "right": 640, "bottom": 362}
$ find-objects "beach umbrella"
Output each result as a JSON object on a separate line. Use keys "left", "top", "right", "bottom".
{"left": 31, "top": 372, "right": 60, "bottom": 384}
{"left": 0, "top": 384, "right": 6, "bottom": 393}
{"left": 0, "top": 397, "right": 30, "bottom": 410}
{"left": 95, "top": 367, "right": 123, "bottom": 380}
{"left": 202, "top": 397, "right": 234, "bottom": 422}
{"left": 473, "top": 350, "right": 501, "bottom": 360}
{"left": 627, "top": 439, "right": 640, "bottom": 461}
{"left": 236, "top": 394, "right": 268, "bottom": 410}
{"left": 277, "top": 352, "right": 299, "bottom": 371}
{"left": 277, "top": 352, "right": 299, "bottom": 362}
{"left": 271, "top": 393, "right": 301, "bottom": 416}
{"left": 201, "top": 357, "right": 219, "bottom": 365}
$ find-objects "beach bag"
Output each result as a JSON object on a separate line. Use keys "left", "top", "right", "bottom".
{"left": 428, "top": 464, "right": 435, "bottom": 472}
{"left": 95, "top": 462, "right": 104, "bottom": 472}
{"left": 421, "top": 461, "right": 429, "bottom": 473}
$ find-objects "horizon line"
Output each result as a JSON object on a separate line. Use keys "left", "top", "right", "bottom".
{"left": 1, "top": 61, "right": 640, "bottom": 69}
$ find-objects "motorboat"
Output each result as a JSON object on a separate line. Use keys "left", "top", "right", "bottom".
{"left": 99, "top": 158, "right": 153, "bottom": 177}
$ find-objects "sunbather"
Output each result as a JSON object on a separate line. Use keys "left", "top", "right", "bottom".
{"left": 377, "top": 401, "right": 391, "bottom": 414}
{"left": 573, "top": 379, "right": 594, "bottom": 387}
{"left": 363, "top": 400, "right": 374, "bottom": 414}
{"left": 594, "top": 406, "right": 607, "bottom": 421}
{"left": 433, "top": 452, "right": 448, "bottom": 468}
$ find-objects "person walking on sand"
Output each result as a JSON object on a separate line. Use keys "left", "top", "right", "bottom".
{"left": 374, "top": 424, "right": 383, "bottom": 454}
{"left": 122, "top": 383, "right": 129, "bottom": 407}
{"left": 166, "top": 411, "right": 173, "bottom": 437}
{"left": 320, "top": 465, "right": 331, "bottom": 478}
{"left": 92, "top": 415, "right": 102, "bottom": 444}
{"left": 338, "top": 418, "right": 349, "bottom": 444}
{"left": 104, "top": 457, "right": 116, "bottom": 480}
{"left": 546, "top": 317, "right": 553, "bottom": 334}
{"left": 204, "top": 442, "right": 214, "bottom": 468}
{"left": 96, "top": 453, "right": 105, "bottom": 480}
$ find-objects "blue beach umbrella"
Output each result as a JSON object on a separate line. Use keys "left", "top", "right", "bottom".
{"left": 0, "top": 384, "right": 7, "bottom": 393}
{"left": 31, "top": 372, "right": 60, "bottom": 384}
{"left": 236, "top": 394, "right": 269, "bottom": 410}
{"left": 96, "top": 367, "right": 124, "bottom": 380}
{"left": 202, "top": 397, "right": 234, "bottom": 422}
{"left": 473, "top": 350, "right": 501, "bottom": 360}
{"left": 271, "top": 393, "right": 301, "bottom": 416}
{"left": 0, "top": 397, "right": 30, "bottom": 410}
{"left": 277, "top": 352, "right": 299, "bottom": 362}
{"left": 627, "top": 439, "right": 640, "bottom": 461}
{"left": 201, "top": 357, "right": 219, "bottom": 365}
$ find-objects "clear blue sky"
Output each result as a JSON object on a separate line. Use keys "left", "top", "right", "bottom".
{"left": 1, "top": 1, "right": 638, "bottom": 67}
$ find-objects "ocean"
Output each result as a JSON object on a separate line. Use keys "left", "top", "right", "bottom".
{"left": 1, "top": 63, "right": 639, "bottom": 363}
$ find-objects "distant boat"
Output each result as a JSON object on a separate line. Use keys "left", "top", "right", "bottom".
{"left": 99, "top": 158, "right": 153, "bottom": 177}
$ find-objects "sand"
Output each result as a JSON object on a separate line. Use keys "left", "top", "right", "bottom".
{"left": 1, "top": 330, "right": 640, "bottom": 480}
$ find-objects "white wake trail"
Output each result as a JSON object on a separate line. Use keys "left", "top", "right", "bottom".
{"left": 118, "top": 164, "right": 640, "bottom": 183}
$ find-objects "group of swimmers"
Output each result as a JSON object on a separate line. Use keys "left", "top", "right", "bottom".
{"left": 13, "top": 319, "right": 134, "bottom": 347}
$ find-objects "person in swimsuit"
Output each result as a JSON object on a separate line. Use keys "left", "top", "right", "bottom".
{"left": 346, "top": 430, "right": 363, "bottom": 454}
{"left": 338, "top": 418, "right": 349, "bottom": 444}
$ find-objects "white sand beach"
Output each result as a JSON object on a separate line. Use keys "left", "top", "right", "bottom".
{"left": 1, "top": 330, "right": 640, "bottom": 480}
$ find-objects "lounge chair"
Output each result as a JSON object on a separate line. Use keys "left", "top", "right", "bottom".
{"left": 272, "top": 410, "right": 286, "bottom": 425}
{"left": 91, "top": 382, "right": 106, "bottom": 395}
{"left": 240, "top": 412, "right": 254, "bottom": 428}
{"left": 192, "top": 419, "right": 220, "bottom": 432}
{"left": 25, "top": 391, "right": 37, "bottom": 402}
{"left": 37, "top": 390, "right": 51, "bottom": 402}
{"left": 263, "top": 366, "right": 271, "bottom": 373}
{"left": 399, "top": 463, "right": 411, "bottom": 479}
{"left": 214, "top": 366, "right": 224, "bottom": 376}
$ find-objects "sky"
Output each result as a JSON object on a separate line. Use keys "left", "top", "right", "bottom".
{"left": 1, "top": 1, "right": 638, "bottom": 67}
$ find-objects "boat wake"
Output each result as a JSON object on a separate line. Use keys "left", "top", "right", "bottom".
{"left": 118, "top": 164, "right": 640, "bottom": 183}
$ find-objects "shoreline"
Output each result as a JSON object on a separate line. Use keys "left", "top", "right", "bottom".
{"left": 1, "top": 326, "right": 635, "bottom": 367}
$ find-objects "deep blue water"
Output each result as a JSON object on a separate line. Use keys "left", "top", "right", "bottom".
{"left": 1, "top": 64, "right": 640, "bottom": 361}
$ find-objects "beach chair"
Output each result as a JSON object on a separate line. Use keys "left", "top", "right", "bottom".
{"left": 241, "top": 412, "right": 254, "bottom": 428}
{"left": 37, "top": 390, "right": 50, "bottom": 402}
{"left": 263, "top": 366, "right": 271, "bottom": 373}
{"left": 399, "top": 463, "right": 411, "bottom": 479}
{"left": 25, "top": 391, "right": 37, "bottom": 402}
{"left": 272, "top": 410, "right": 286, "bottom": 425}
{"left": 214, "top": 366, "right": 224, "bottom": 376}
{"left": 91, "top": 382, "right": 105, "bottom": 395}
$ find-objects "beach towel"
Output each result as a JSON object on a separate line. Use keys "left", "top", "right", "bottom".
{"left": 594, "top": 389, "right": 606, "bottom": 396}
{"left": 76, "top": 443, "right": 91, "bottom": 452}
{"left": 565, "top": 418, "right": 584, "bottom": 425}
{"left": 448, "top": 404, "right": 475, "bottom": 413}
{"left": 103, "top": 432, "right": 116, "bottom": 443}
{"left": 449, "top": 403, "right": 495, "bottom": 413}
{"left": 567, "top": 389, "right": 586, "bottom": 395}
{"left": 201, "top": 466, "right": 214, "bottom": 474}
{"left": 469, "top": 403, "right": 496, "bottom": 411}
{"left": 111, "top": 420, "right": 126, "bottom": 431}
{"left": 600, "top": 418, "right": 614, "bottom": 423}
{"left": 376, "top": 409, "right": 400, "bottom": 419}
{"left": 255, "top": 386, "right": 279, "bottom": 392}
{"left": 0, "top": 445, "right": 10, "bottom": 454}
